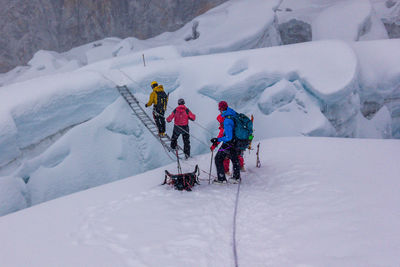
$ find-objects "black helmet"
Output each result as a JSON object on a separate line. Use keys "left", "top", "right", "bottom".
{"left": 178, "top": 98, "right": 185, "bottom": 105}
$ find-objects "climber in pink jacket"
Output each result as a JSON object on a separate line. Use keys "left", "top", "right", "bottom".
{"left": 166, "top": 98, "right": 196, "bottom": 159}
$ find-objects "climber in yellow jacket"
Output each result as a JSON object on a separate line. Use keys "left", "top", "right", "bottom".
{"left": 145, "top": 81, "right": 168, "bottom": 136}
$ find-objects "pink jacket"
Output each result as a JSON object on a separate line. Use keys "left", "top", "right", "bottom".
{"left": 166, "top": 105, "right": 196, "bottom": 126}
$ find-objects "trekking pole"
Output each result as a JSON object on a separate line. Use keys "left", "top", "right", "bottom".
{"left": 256, "top": 143, "right": 261, "bottom": 168}
{"left": 249, "top": 114, "right": 254, "bottom": 155}
{"left": 208, "top": 150, "right": 214, "bottom": 184}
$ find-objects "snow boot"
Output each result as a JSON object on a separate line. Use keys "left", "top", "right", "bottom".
{"left": 213, "top": 179, "right": 227, "bottom": 184}
{"left": 228, "top": 177, "right": 240, "bottom": 184}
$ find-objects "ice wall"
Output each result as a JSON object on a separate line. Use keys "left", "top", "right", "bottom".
{"left": 0, "top": 71, "right": 118, "bottom": 169}
{"left": 276, "top": 0, "right": 389, "bottom": 43}
{"left": 352, "top": 39, "right": 400, "bottom": 137}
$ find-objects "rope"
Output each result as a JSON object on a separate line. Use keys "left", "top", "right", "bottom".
{"left": 192, "top": 120, "right": 214, "bottom": 135}
{"left": 232, "top": 178, "right": 242, "bottom": 267}
{"left": 117, "top": 68, "right": 139, "bottom": 85}
{"left": 177, "top": 157, "right": 218, "bottom": 180}
{"left": 176, "top": 149, "right": 182, "bottom": 174}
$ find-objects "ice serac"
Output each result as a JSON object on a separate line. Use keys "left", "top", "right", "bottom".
{"left": 0, "top": 71, "right": 118, "bottom": 169}
{"left": 0, "top": 176, "right": 27, "bottom": 215}
{"left": 352, "top": 39, "right": 400, "bottom": 138}
{"left": 377, "top": 0, "right": 400, "bottom": 38}
{"left": 290, "top": 40, "right": 360, "bottom": 137}
{"left": 12, "top": 50, "right": 82, "bottom": 84}
{"left": 0, "top": 114, "right": 20, "bottom": 166}
{"left": 257, "top": 80, "right": 336, "bottom": 137}
{"left": 258, "top": 79, "right": 297, "bottom": 115}
{"left": 156, "top": 0, "right": 282, "bottom": 56}
{"left": 26, "top": 98, "right": 173, "bottom": 205}
{"left": 196, "top": 40, "right": 358, "bottom": 137}
{"left": 313, "top": 0, "right": 388, "bottom": 41}
{"left": 355, "top": 106, "right": 392, "bottom": 138}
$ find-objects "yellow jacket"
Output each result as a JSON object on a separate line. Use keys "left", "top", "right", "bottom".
{"left": 146, "top": 85, "right": 165, "bottom": 107}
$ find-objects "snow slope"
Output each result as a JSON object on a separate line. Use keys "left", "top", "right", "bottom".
{"left": 0, "top": 137, "right": 399, "bottom": 266}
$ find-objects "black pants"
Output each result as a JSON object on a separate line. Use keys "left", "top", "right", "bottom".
{"left": 170, "top": 125, "right": 190, "bottom": 157}
{"left": 153, "top": 110, "right": 165, "bottom": 134}
{"left": 215, "top": 142, "right": 240, "bottom": 181}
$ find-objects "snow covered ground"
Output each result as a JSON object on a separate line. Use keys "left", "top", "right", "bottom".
{"left": 0, "top": 137, "right": 399, "bottom": 266}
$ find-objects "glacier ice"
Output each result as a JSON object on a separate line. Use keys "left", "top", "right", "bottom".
{"left": 1, "top": 0, "right": 400, "bottom": 216}
{"left": 258, "top": 79, "right": 297, "bottom": 115}
{"left": 0, "top": 176, "right": 28, "bottom": 215}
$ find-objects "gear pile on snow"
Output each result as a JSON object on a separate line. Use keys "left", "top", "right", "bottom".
{"left": 163, "top": 165, "right": 200, "bottom": 191}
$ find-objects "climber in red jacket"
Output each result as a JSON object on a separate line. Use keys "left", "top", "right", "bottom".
{"left": 166, "top": 98, "right": 196, "bottom": 159}
{"left": 210, "top": 113, "right": 244, "bottom": 174}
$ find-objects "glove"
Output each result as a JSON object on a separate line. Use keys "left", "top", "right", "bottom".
{"left": 210, "top": 144, "right": 216, "bottom": 151}
{"left": 145, "top": 103, "right": 148, "bottom": 107}
{"left": 210, "top": 138, "right": 218, "bottom": 145}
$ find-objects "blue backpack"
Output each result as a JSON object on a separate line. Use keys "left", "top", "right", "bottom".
{"left": 227, "top": 113, "right": 253, "bottom": 150}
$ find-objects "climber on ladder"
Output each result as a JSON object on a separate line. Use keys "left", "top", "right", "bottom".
{"left": 145, "top": 81, "right": 168, "bottom": 136}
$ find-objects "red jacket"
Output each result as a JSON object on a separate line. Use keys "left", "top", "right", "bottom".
{"left": 216, "top": 114, "right": 224, "bottom": 138}
{"left": 166, "top": 105, "right": 196, "bottom": 126}
{"left": 211, "top": 115, "right": 224, "bottom": 150}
